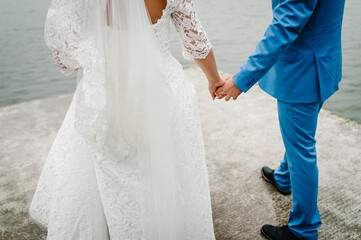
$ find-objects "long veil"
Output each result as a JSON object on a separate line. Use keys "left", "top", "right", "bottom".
{"left": 74, "top": 0, "right": 183, "bottom": 238}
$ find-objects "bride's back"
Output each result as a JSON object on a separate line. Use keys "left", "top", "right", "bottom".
{"left": 144, "top": 0, "right": 167, "bottom": 24}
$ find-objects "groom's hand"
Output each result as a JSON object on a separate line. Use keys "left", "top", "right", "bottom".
{"left": 216, "top": 76, "right": 243, "bottom": 101}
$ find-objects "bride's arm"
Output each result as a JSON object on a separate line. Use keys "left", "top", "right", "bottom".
{"left": 44, "top": 0, "right": 84, "bottom": 76}
{"left": 171, "top": 0, "right": 224, "bottom": 99}
{"left": 194, "top": 50, "right": 225, "bottom": 99}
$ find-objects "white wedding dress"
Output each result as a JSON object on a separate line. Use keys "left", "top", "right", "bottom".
{"left": 30, "top": 0, "right": 215, "bottom": 239}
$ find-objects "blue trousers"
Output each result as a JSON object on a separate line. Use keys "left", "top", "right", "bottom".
{"left": 274, "top": 101, "right": 323, "bottom": 240}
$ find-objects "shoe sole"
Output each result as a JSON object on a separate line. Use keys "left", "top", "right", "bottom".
{"left": 261, "top": 169, "right": 291, "bottom": 196}
{"left": 260, "top": 227, "right": 274, "bottom": 240}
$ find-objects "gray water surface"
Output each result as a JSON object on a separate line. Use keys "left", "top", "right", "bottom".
{"left": 1, "top": 0, "right": 360, "bottom": 123}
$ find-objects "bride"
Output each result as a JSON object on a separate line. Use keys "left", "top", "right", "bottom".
{"left": 30, "top": 0, "right": 224, "bottom": 239}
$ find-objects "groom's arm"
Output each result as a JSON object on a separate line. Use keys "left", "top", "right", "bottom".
{"left": 233, "top": 0, "right": 318, "bottom": 93}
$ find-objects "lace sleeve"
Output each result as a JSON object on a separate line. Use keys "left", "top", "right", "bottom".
{"left": 44, "top": 0, "right": 84, "bottom": 76}
{"left": 171, "top": 0, "right": 212, "bottom": 60}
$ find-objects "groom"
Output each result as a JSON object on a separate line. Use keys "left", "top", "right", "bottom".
{"left": 216, "top": 0, "right": 346, "bottom": 239}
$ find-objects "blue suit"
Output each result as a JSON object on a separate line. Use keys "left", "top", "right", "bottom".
{"left": 233, "top": 0, "right": 345, "bottom": 239}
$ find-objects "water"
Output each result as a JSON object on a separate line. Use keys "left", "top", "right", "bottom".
{"left": 0, "top": 0, "right": 360, "bottom": 123}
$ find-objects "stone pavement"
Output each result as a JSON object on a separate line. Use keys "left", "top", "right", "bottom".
{"left": 0, "top": 68, "right": 360, "bottom": 239}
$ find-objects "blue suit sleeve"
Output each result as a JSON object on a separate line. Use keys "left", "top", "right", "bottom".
{"left": 272, "top": 0, "right": 279, "bottom": 10}
{"left": 233, "top": 0, "right": 318, "bottom": 92}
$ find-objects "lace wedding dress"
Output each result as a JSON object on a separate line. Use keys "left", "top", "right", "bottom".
{"left": 30, "top": 0, "right": 215, "bottom": 239}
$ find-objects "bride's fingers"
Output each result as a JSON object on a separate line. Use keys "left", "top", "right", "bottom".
{"left": 225, "top": 95, "right": 232, "bottom": 101}
{"left": 215, "top": 87, "right": 225, "bottom": 96}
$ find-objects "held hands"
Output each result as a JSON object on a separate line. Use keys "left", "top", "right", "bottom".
{"left": 208, "top": 78, "right": 227, "bottom": 100}
{"left": 215, "top": 76, "right": 243, "bottom": 101}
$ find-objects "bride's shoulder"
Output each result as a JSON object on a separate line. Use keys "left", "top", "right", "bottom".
{"left": 168, "top": 0, "right": 193, "bottom": 12}
{"left": 168, "top": 0, "right": 185, "bottom": 9}
{"left": 166, "top": 0, "right": 178, "bottom": 7}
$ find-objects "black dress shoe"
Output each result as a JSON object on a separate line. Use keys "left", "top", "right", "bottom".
{"left": 261, "top": 166, "right": 291, "bottom": 195}
{"left": 261, "top": 225, "right": 301, "bottom": 240}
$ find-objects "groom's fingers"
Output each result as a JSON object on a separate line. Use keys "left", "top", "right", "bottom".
{"left": 225, "top": 95, "right": 231, "bottom": 101}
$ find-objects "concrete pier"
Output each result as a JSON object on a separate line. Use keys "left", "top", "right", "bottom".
{"left": 0, "top": 68, "right": 360, "bottom": 239}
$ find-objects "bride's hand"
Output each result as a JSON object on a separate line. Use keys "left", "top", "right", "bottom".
{"left": 208, "top": 78, "right": 226, "bottom": 100}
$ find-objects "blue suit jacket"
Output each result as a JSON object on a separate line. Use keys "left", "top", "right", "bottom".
{"left": 233, "top": 0, "right": 345, "bottom": 103}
